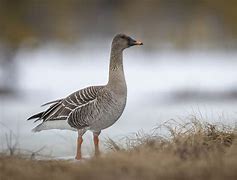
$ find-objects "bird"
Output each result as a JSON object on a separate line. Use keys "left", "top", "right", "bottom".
{"left": 27, "top": 34, "right": 143, "bottom": 159}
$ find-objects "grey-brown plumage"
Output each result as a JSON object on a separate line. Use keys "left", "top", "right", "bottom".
{"left": 28, "top": 34, "right": 143, "bottom": 159}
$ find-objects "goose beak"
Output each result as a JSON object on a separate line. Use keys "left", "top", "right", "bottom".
{"left": 133, "top": 41, "right": 143, "bottom": 45}
{"left": 129, "top": 39, "right": 143, "bottom": 46}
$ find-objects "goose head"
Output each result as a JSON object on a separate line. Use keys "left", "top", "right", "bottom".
{"left": 112, "top": 34, "right": 143, "bottom": 50}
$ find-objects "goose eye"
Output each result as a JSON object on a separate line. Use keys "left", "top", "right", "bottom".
{"left": 121, "top": 35, "right": 126, "bottom": 39}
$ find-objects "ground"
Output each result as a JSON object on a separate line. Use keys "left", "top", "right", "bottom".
{"left": 0, "top": 120, "right": 236, "bottom": 180}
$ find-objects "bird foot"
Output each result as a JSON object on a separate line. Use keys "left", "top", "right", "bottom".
{"left": 75, "top": 154, "right": 82, "bottom": 160}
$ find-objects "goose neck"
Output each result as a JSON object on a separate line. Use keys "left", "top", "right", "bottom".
{"left": 107, "top": 47, "right": 126, "bottom": 89}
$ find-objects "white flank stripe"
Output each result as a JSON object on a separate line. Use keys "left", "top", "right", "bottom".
{"left": 32, "top": 120, "right": 77, "bottom": 132}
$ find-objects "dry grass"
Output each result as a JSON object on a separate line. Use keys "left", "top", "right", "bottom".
{"left": 0, "top": 117, "right": 236, "bottom": 180}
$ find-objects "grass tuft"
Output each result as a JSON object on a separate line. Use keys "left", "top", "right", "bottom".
{"left": 0, "top": 116, "right": 236, "bottom": 180}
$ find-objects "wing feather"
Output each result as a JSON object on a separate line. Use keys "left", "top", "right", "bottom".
{"left": 28, "top": 86, "right": 103, "bottom": 129}
{"left": 41, "top": 99, "right": 63, "bottom": 107}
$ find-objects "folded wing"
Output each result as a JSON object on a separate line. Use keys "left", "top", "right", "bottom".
{"left": 28, "top": 86, "right": 103, "bottom": 130}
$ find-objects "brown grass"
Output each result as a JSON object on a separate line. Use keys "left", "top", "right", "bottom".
{"left": 0, "top": 117, "right": 236, "bottom": 180}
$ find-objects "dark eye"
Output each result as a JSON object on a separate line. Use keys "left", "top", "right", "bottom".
{"left": 121, "top": 35, "right": 126, "bottom": 39}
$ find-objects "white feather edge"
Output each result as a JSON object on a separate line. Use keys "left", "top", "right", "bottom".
{"left": 32, "top": 120, "right": 77, "bottom": 132}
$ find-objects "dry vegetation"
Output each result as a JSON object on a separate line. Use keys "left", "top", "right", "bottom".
{"left": 0, "top": 117, "right": 236, "bottom": 180}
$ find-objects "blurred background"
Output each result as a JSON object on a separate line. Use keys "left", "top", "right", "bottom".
{"left": 0, "top": 0, "right": 237, "bottom": 158}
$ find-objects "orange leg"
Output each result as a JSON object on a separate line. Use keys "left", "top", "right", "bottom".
{"left": 75, "top": 136, "right": 83, "bottom": 160}
{"left": 93, "top": 135, "right": 100, "bottom": 157}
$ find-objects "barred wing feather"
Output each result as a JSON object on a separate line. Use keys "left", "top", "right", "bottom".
{"left": 28, "top": 86, "right": 103, "bottom": 130}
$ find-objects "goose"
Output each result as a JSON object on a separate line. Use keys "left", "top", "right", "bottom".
{"left": 27, "top": 34, "right": 143, "bottom": 159}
